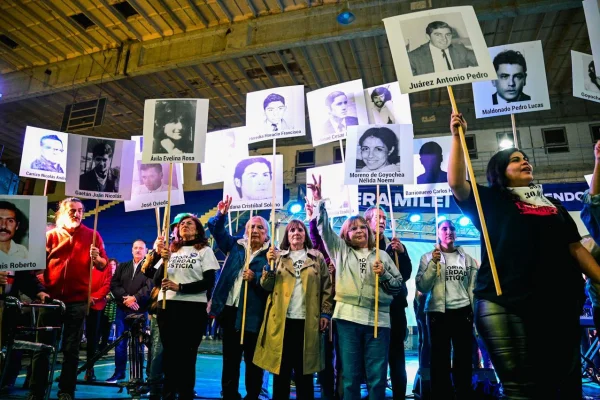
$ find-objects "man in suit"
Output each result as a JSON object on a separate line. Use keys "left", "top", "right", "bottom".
{"left": 408, "top": 21, "right": 478, "bottom": 76}
{"left": 106, "top": 240, "right": 152, "bottom": 383}
{"left": 322, "top": 91, "right": 359, "bottom": 135}
{"left": 79, "top": 142, "right": 120, "bottom": 193}
{"left": 492, "top": 50, "right": 532, "bottom": 104}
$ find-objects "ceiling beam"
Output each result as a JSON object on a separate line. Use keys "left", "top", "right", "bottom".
{"left": 0, "top": 27, "right": 50, "bottom": 63}
{"left": 184, "top": 0, "right": 209, "bottom": 27}
{"left": 70, "top": 0, "right": 122, "bottom": 44}
{"left": 253, "top": 54, "right": 278, "bottom": 87}
{"left": 156, "top": 0, "right": 187, "bottom": 32}
{"left": 128, "top": 0, "right": 164, "bottom": 37}
{"left": 214, "top": 0, "right": 234, "bottom": 22}
{"left": 97, "top": 0, "right": 144, "bottom": 41}
{"left": 299, "top": 47, "right": 323, "bottom": 88}
{"left": 233, "top": 59, "right": 260, "bottom": 91}
{"left": 1, "top": 0, "right": 585, "bottom": 102}
{"left": 190, "top": 65, "right": 244, "bottom": 122}
{"left": 39, "top": 0, "right": 104, "bottom": 49}
{"left": 275, "top": 50, "right": 300, "bottom": 86}
{"left": 0, "top": 11, "right": 65, "bottom": 59}
{"left": 209, "top": 62, "right": 247, "bottom": 100}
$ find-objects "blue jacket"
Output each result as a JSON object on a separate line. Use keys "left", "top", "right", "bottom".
{"left": 207, "top": 211, "right": 270, "bottom": 333}
{"left": 581, "top": 189, "right": 600, "bottom": 244}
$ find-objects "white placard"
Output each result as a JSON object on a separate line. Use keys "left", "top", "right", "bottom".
{"left": 200, "top": 128, "right": 249, "bottom": 184}
{"left": 364, "top": 82, "right": 412, "bottom": 125}
{"left": 306, "top": 79, "right": 369, "bottom": 147}
{"left": 306, "top": 164, "right": 359, "bottom": 217}
{"left": 572, "top": 51, "right": 600, "bottom": 104}
{"left": 142, "top": 98, "right": 209, "bottom": 163}
{"left": 0, "top": 195, "right": 47, "bottom": 271}
{"left": 473, "top": 41, "right": 550, "bottom": 118}
{"left": 66, "top": 135, "right": 136, "bottom": 201}
{"left": 124, "top": 136, "right": 185, "bottom": 212}
{"left": 404, "top": 136, "right": 454, "bottom": 198}
{"left": 223, "top": 155, "right": 284, "bottom": 211}
{"left": 344, "top": 124, "right": 414, "bottom": 185}
{"left": 383, "top": 6, "right": 496, "bottom": 94}
{"left": 19, "top": 126, "right": 68, "bottom": 182}
{"left": 586, "top": 174, "right": 593, "bottom": 187}
{"left": 584, "top": 0, "right": 600, "bottom": 71}
{"left": 245, "top": 86, "right": 306, "bottom": 143}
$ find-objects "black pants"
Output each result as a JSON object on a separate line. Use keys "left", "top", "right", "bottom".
{"left": 318, "top": 320, "right": 342, "bottom": 400}
{"left": 273, "top": 319, "right": 314, "bottom": 400}
{"left": 427, "top": 306, "right": 473, "bottom": 400}
{"left": 85, "top": 309, "right": 102, "bottom": 366}
{"left": 157, "top": 301, "right": 207, "bottom": 400}
{"left": 476, "top": 299, "right": 581, "bottom": 400}
{"left": 389, "top": 307, "right": 408, "bottom": 400}
{"left": 219, "top": 305, "right": 264, "bottom": 400}
{"left": 98, "top": 311, "right": 111, "bottom": 350}
{"left": 30, "top": 301, "right": 87, "bottom": 397}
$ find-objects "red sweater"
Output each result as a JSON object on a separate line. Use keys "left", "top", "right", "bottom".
{"left": 42, "top": 224, "right": 108, "bottom": 303}
{"left": 90, "top": 262, "right": 113, "bottom": 311}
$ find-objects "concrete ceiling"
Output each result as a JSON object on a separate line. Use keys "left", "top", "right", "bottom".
{"left": 1, "top": 0, "right": 599, "bottom": 170}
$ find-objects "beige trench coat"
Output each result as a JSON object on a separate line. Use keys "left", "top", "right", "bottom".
{"left": 253, "top": 248, "right": 333, "bottom": 375}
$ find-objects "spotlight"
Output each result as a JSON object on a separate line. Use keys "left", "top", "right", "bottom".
{"left": 409, "top": 214, "right": 421, "bottom": 223}
{"left": 459, "top": 216, "right": 471, "bottom": 226}
{"left": 288, "top": 202, "right": 303, "bottom": 214}
{"left": 337, "top": 8, "right": 355, "bottom": 25}
{"left": 436, "top": 215, "right": 447, "bottom": 223}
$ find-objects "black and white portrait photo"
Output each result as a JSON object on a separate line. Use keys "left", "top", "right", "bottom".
{"left": 201, "top": 128, "right": 249, "bottom": 185}
{"left": 79, "top": 139, "right": 120, "bottom": 193}
{"left": 19, "top": 127, "right": 68, "bottom": 182}
{"left": 66, "top": 134, "right": 136, "bottom": 200}
{"left": 404, "top": 136, "right": 455, "bottom": 198}
{"left": 364, "top": 83, "right": 412, "bottom": 125}
{"left": 246, "top": 86, "right": 305, "bottom": 143}
{"left": 223, "top": 155, "right": 284, "bottom": 211}
{"left": 584, "top": 0, "right": 600, "bottom": 72}
{"left": 383, "top": 6, "right": 496, "bottom": 94}
{"left": 473, "top": 41, "right": 550, "bottom": 118}
{"left": 344, "top": 124, "right": 414, "bottom": 185}
{"left": 307, "top": 79, "right": 368, "bottom": 147}
{"left": 572, "top": 51, "right": 600, "bottom": 104}
{"left": 306, "top": 164, "right": 358, "bottom": 217}
{"left": 124, "top": 136, "right": 185, "bottom": 212}
{"left": 0, "top": 195, "right": 46, "bottom": 270}
{"left": 142, "top": 98, "right": 209, "bottom": 163}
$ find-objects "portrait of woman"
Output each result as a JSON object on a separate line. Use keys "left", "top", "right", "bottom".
{"left": 152, "top": 100, "right": 196, "bottom": 155}
{"left": 356, "top": 127, "right": 400, "bottom": 173}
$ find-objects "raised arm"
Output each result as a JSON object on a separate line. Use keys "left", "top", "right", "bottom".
{"left": 207, "top": 196, "right": 237, "bottom": 254}
{"left": 591, "top": 140, "right": 600, "bottom": 196}
{"left": 307, "top": 174, "right": 345, "bottom": 261}
{"left": 448, "top": 113, "right": 471, "bottom": 202}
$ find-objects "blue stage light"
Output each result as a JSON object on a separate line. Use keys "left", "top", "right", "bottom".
{"left": 409, "top": 214, "right": 421, "bottom": 223}
{"left": 337, "top": 9, "right": 356, "bottom": 25}
{"left": 289, "top": 202, "right": 303, "bottom": 214}
{"left": 459, "top": 216, "right": 471, "bottom": 226}
{"left": 436, "top": 215, "right": 447, "bottom": 223}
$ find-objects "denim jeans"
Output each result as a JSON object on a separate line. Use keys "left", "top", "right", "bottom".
{"left": 147, "top": 316, "right": 164, "bottom": 396}
{"left": 336, "top": 319, "right": 390, "bottom": 400}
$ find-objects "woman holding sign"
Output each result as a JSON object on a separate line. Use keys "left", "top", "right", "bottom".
{"left": 448, "top": 113, "right": 600, "bottom": 398}
{"left": 253, "top": 220, "right": 333, "bottom": 400}
{"left": 143, "top": 214, "right": 219, "bottom": 400}
{"left": 416, "top": 220, "right": 478, "bottom": 400}
{"left": 308, "top": 176, "right": 402, "bottom": 400}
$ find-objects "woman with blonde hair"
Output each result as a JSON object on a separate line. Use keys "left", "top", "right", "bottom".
{"left": 307, "top": 175, "right": 403, "bottom": 400}
{"left": 254, "top": 219, "right": 333, "bottom": 399}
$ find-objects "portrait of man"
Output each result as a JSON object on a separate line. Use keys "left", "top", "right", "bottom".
{"left": 79, "top": 142, "right": 120, "bottom": 193}
{"left": 134, "top": 163, "right": 168, "bottom": 194}
{"left": 369, "top": 86, "right": 397, "bottom": 124}
{"left": 408, "top": 21, "right": 479, "bottom": 76}
{"left": 0, "top": 200, "right": 28, "bottom": 258}
{"left": 234, "top": 157, "right": 272, "bottom": 201}
{"left": 322, "top": 91, "right": 359, "bottom": 135}
{"left": 492, "top": 50, "right": 531, "bottom": 104}
{"left": 152, "top": 100, "right": 196, "bottom": 155}
{"left": 263, "top": 93, "right": 292, "bottom": 133}
{"left": 417, "top": 141, "right": 448, "bottom": 184}
{"left": 30, "top": 134, "right": 65, "bottom": 174}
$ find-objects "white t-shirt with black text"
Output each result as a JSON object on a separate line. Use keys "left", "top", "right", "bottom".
{"left": 159, "top": 246, "right": 220, "bottom": 303}
{"left": 443, "top": 251, "right": 470, "bottom": 310}
{"left": 287, "top": 249, "right": 307, "bottom": 319}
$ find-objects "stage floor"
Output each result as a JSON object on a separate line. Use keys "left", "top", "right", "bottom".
{"left": 2, "top": 339, "right": 600, "bottom": 399}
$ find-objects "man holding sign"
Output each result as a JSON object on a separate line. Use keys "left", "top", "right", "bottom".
{"left": 29, "top": 198, "right": 108, "bottom": 400}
